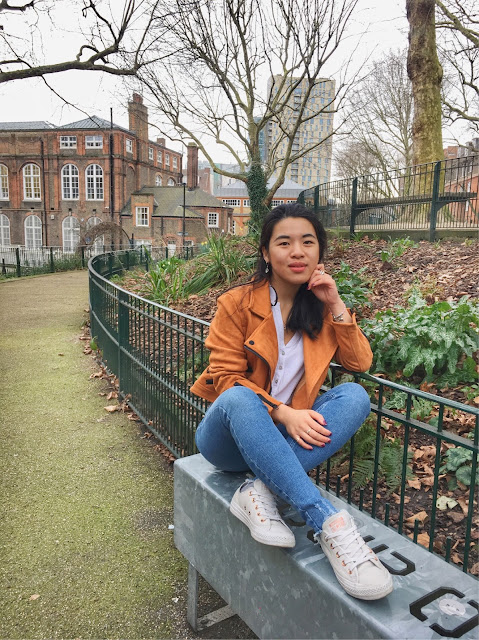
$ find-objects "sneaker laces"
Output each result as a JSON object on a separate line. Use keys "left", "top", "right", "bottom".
{"left": 247, "top": 482, "right": 282, "bottom": 522}
{"left": 323, "top": 525, "right": 373, "bottom": 571}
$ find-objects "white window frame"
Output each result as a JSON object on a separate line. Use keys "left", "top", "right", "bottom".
{"left": 222, "top": 199, "right": 241, "bottom": 207}
{"left": 207, "top": 212, "right": 219, "bottom": 228}
{"left": 149, "top": 147, "right": 154, "bottom": 161}
{"left": 0, "top": 164, "right": 8, "bottom": 199}
{"left": 23, "top": 164, "right": 41, "bottom": 200}
{"left": 62, "top": 216, "right": 80, "bottom": 252}
{"left": 232, "top": 220, "right": 236, "bottom": 235}
{"left": 85, "top": 135, "right": 103, "bottom": 149}
{"left": 172, "top": 156, "right": 178, "bottom": 169}
{"left": 165, "top": 153, "right": 170, "bottom": 166}
{"left": 155, "top": 174, "right": 162, "bottom": 186}
{"left": 272, "top": 200, "right": 283, "bottom": 207}
{"left": 157, "top": 150, "right": 163, "bottom": 164}
{"left": 126, "top": 138, "right": 133, "bottom": 153}
{"left": 0, "top": 213, "right": 10, "bottom": 245}
{"left": 243, "top": 199, "right": 250, "bottom": 207}
{"left": 167, "top": 178, "right": 175, "bottom": 186}
{"left": 60, "top": 135, "right": 77, "bottom": 149}
{"left": 25, "top": 214, "right": 42, "bottom": 247}
{"left": 61, "top": 164, "right": 79, "bottom": 200}
{"left": 85, "top": 164, "right": 104, "bottom": 200}
{"left": 135, "top": 206, "right": 149, "bottom": 227}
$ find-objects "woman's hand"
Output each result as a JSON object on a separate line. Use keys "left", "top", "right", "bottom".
{"left": 307, "top": 263, "right": 352, "bottom": 322}
{"left": 272, "top": 404, "right": 331, "bottom": 451}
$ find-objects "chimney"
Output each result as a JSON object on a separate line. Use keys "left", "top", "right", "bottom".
{"left": 128, "top": 93, "right": 148, "bottom": 142}
{"left": 187, "top": 143, "right": 199, "bottom": 189}
{"left": 156, "top": 137, "right": 165, "bottom": 146}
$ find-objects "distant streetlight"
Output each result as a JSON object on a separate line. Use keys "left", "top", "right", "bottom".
{"left": 182, "top": 174, "right": 187, "bottom": 248}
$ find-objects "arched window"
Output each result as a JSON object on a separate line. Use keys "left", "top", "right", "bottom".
{"left": 85, "top": 164, "right": 103, "bottom": 200}
{"left": 167, "top": 177, "right": 175, "bottom": 186}
{"left": 0, "top": 213, "right": 10, "bottom": 245}
{"left": 62, "top": 216, "right": 80, "bottom": 252}
{"left": 155, "top": 174, "right": 162, "bottom": 186}
{"left": 86, "top": 216, "right": 103, "bottom": 253}
{"left": 25, "top": 214, "right": 42, "bottom": 247}
{"left": 0, "top": 164, "right": 9, "bottom": 200}
{"left": 23, "top": 164, "right": 41, "bottom": 200}
{"left": 62, "top": 164, "right": 79, "bottom": 200}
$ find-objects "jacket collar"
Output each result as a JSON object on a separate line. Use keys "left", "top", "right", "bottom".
{"left": 248, "top": 280, "right": 273, "bottom": 319}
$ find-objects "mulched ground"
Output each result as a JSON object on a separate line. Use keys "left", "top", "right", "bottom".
{"left": 115, "top": 236, "right": 479, "bottom": 574}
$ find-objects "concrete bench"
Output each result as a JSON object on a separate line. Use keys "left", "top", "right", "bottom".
{"left": 174, "top": 454, "right": 479, "bottom": 639}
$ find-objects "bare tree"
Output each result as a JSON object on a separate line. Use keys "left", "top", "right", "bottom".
{"left": 0, "top": 0, "right": 165, "bottom": 84}
{"left": 407, "top": 0, "right": 444, "bottom": 165}
{"left": 136, "top": 0, "right": 359, "bottom": 229}
{"left": 435, "top": 0, "right": 478, "bottom": 135}
{"left": 335, "top": 49, "right": 414, "bottom": 180}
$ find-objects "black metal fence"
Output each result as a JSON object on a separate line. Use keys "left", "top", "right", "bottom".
{"left": 89, "top": 249, "right": 478, "bottom": 576}
{"left": 0, "top": 244, "right": 200, "bottom": 278}
{"left": 298, "top": 156, "right": 479, "bottom": 240}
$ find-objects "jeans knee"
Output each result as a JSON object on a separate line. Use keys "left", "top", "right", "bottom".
{"left": 215, "top": 385, "right": 259, "bottom": 410}
{"left": 341, "top": 382, "right": 371, "bottom": 418}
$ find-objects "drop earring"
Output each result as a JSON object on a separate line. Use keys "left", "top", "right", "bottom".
{"left": 265, "top": 262, "right": 270, "bottom": 274}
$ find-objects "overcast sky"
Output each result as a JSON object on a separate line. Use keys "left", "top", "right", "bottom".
{"left": 2, "top": 0, "right": 464, "bottom": 163}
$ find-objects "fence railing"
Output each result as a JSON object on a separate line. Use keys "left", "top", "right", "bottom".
{"left": 298, "top": 156, "right": 479, "bottom": 240}
{"left": 0, "top": 243, "right": 201, "bottom": 278}
{"left": 89, "top": 249, "right": 478, "bottom": 576}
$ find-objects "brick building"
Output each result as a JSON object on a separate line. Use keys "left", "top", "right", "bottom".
{"left": 121, "top": 143, "right": 233, "bottom": 247}
{"left": 0, "top": 94, "right": 183, "bottom": 249}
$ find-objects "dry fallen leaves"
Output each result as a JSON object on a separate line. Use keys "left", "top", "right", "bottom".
{"left": 104, "top": 405, "right": 120, "bottom": 413}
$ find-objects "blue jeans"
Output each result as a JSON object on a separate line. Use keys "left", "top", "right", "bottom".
{"left": 195, "top": 382, "right": 371, "bottom": 533}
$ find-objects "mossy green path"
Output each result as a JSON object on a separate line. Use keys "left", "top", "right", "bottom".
{"left": 0, "top": 272, "right": 187, "bottom": 639}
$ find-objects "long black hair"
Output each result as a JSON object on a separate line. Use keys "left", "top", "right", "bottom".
{"left": 252, "top": 203, "right": 328, "bottom": 339}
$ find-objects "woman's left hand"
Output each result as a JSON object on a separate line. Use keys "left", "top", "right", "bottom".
{"left": 307, "top": 263, "right": 342, "bottom": 307}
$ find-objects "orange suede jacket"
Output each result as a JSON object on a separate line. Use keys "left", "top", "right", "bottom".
{"left": 190, "top": 280, "right": 373, "bottom": 413}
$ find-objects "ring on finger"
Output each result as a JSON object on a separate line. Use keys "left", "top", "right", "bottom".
{"left": 318, "top": 269, "right": 325, "bottom": 275}
{"left": 296, "top": 435, "right": 300, "bottom": 442}
{"left": 306, "top": 428, "right": 312, "bottom": 435}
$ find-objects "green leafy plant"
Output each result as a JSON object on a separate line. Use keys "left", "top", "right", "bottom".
{"left": 378, "top": 237, "right": 417, "bottom": 267}
{"left": 186, "top": 235, "right": 256, "bottom": 295}
{"left": 141, "top": 256, "right": 188, "bottom": 305}
{"left": 327, "top": 416, "right": 411, "bottom": 492}
{"left": 440, "top": 444, "right": 479, "bottom": 487}
{"left": 362, "top": 290, "right": 479, "bottom": 386}
{"left": 332, "top": 261, "right": 372, "bottom": 313}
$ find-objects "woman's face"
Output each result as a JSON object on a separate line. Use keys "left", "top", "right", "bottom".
{"left": 262, "top": 217, "right": 321, "bottom": 290}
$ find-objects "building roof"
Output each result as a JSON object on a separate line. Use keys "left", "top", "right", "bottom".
{"left": 0, "top": 121, "right": 56, "bottom": 130}
{"left": 217, "top": 176, "right": 306, "bottom": 198}
{"left": 58, "top": 115, "right": 132, "bottom": 133}
{"left": 121, "top": 185, "right": 231, "bottom": 217}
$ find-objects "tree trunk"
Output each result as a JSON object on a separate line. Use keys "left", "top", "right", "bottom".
{"left": 406, "top": 0, "right": 444, "bottom": 165}
{"left": 246, "top": 164, "right": 270, "bottom": 235}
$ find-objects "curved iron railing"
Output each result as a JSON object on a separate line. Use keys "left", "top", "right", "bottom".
{"left": 89, "top": 249, "right": 478, "bottom": 576}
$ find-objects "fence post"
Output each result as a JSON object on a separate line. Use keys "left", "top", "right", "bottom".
{"left": 349, "top": 177, "right": 358, "bottom": 238}
{"left": 313, "top": 186, "right": 319, "bottom": 214}
{"left": 429, "top": 161, "right": 442, "bottom": 242}
{"left": 144, "top": 250, "right": 149, "bottom": 272}
{"left": 108, "top": 252, "right": 113, "bottom": 279}
{"left": 126, "top": 250, "right": 130, "bottom": 271}
{"left": 117, "top": 289, "right": 129, "bottom": 394}
{"left": 2, "top": 258, "right": 6, "bottom": 275}
{"left": 49, "top": 247, "right": 55, "bottom": 273}
{"left": 15, "top": 247, "right": 21, "bottom": 278}
{"left": 81, "top": 246, "right": 85, "bottom": 269}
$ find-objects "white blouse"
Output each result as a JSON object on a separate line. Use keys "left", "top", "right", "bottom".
{"left": 269, "top": 286, "right": 305, "bottom": 405}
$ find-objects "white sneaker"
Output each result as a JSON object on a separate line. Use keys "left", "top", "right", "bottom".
{"left": 229, "top": 479, "right": 296, "bottom": 548}
{"left": 318, "top": 510, "right": 393, "bottom": 600}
